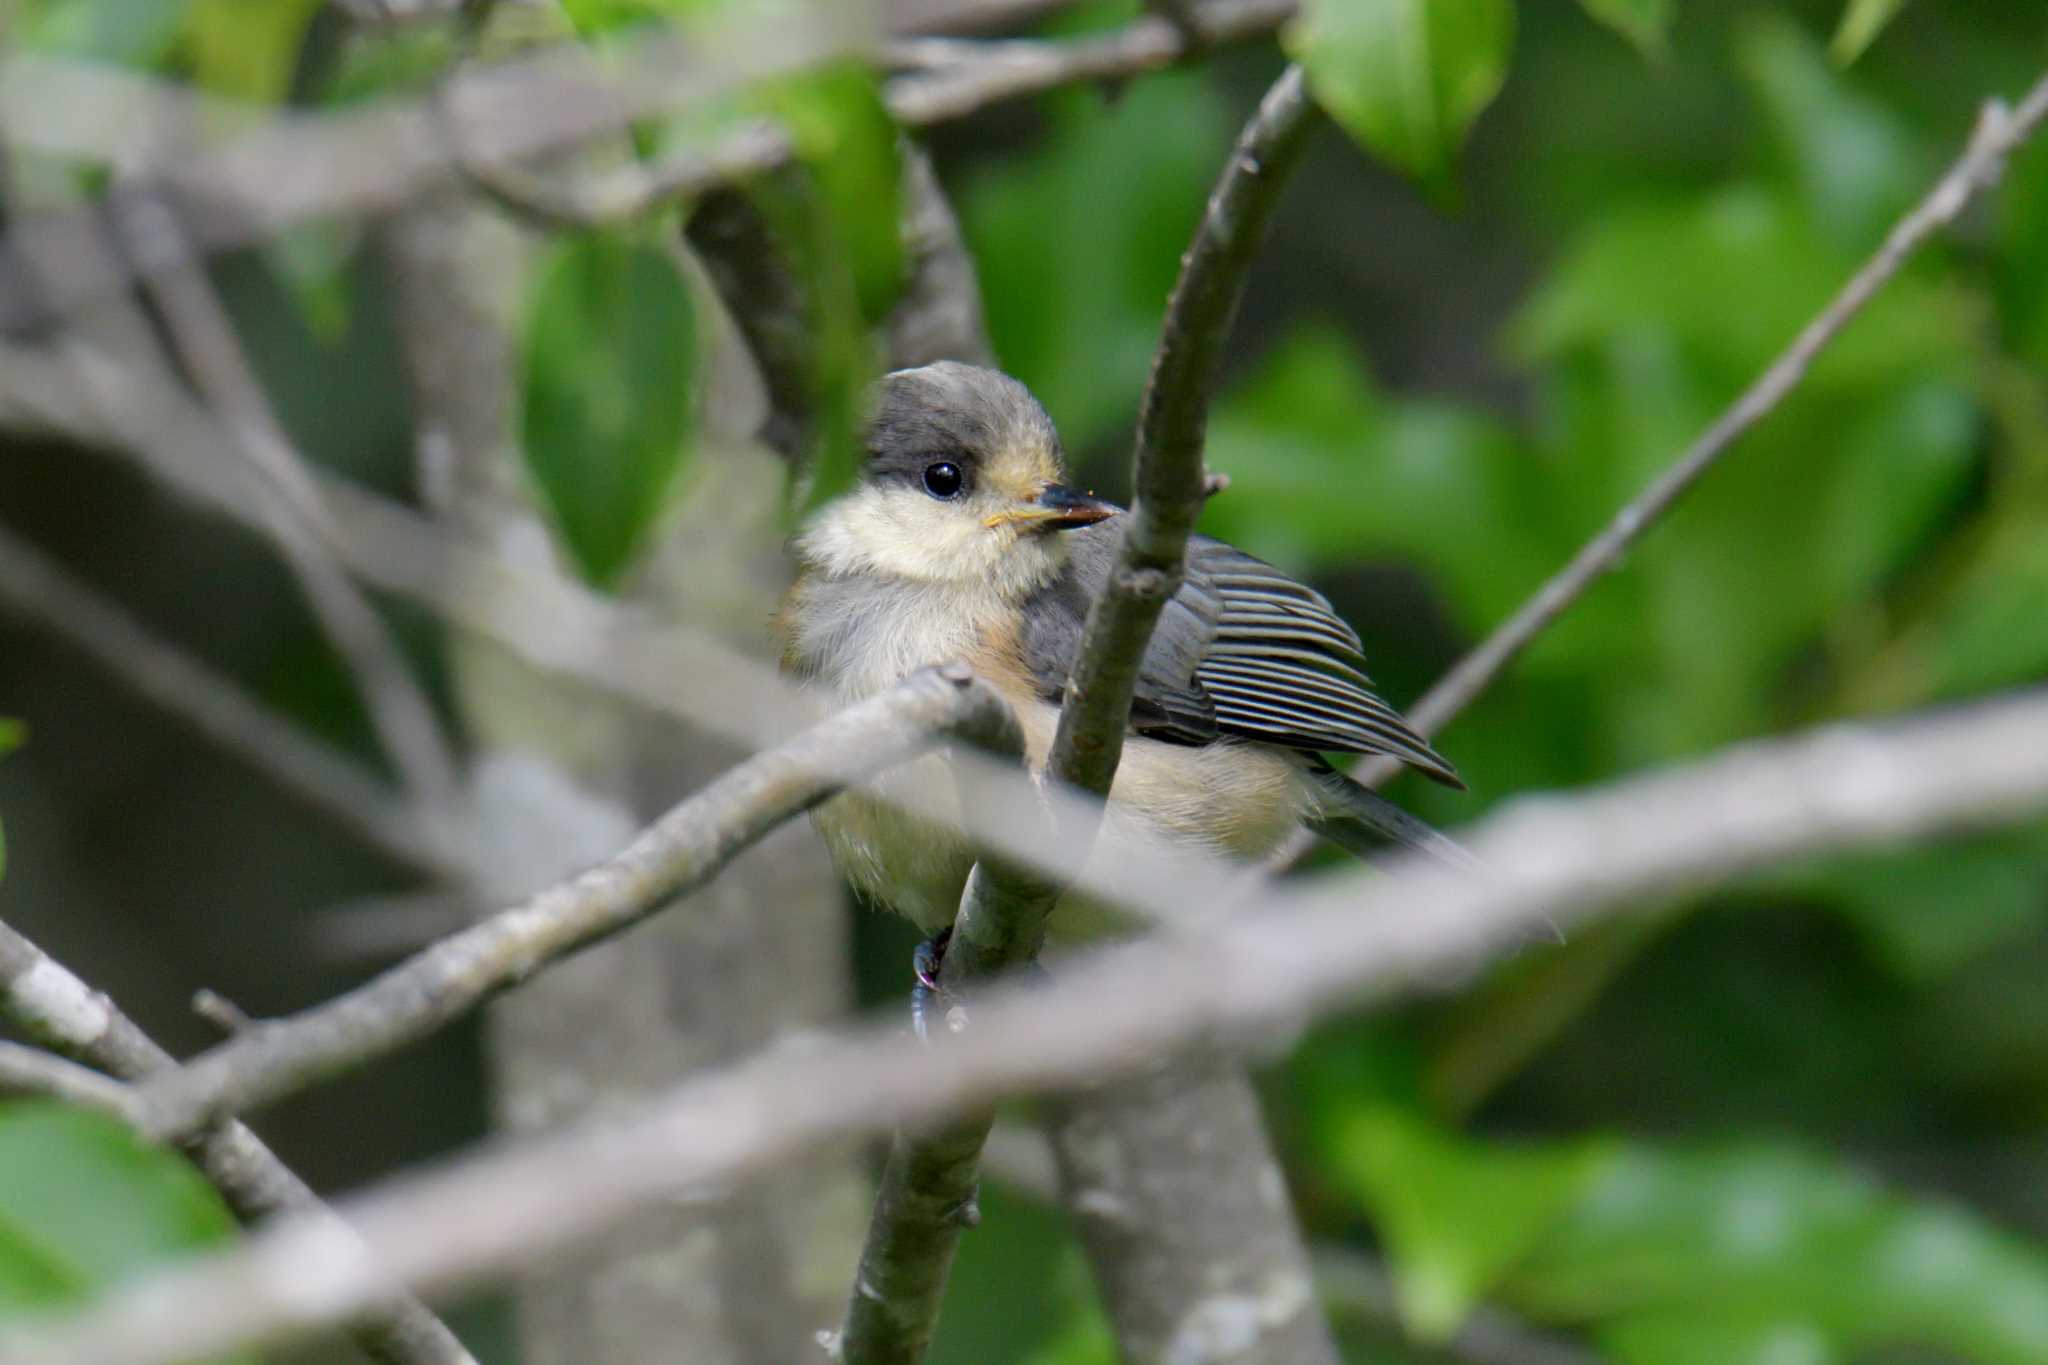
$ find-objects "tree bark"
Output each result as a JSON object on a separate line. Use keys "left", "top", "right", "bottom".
{"left": 1046, "top": 1052, "right": 1339, "bottom": 1365}
{"left": 381, "top": 191, "right": 862, "bottom": 1364}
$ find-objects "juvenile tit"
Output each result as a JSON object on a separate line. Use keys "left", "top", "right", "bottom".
{"left": 778, "top": 362, "right": 1465, "bottom": 938}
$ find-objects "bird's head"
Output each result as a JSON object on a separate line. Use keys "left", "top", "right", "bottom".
{"left": 796, "top": 362, "right": 1118, "bottom": 596}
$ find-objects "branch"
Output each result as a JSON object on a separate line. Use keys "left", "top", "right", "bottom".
{"left": 884, "top": 0, "right": 1296, "bottom": 126}
{"left": 0, "top": 919, "right": 477, "bottom": 1365}
{"left": 975, "top": 1124, "right": 1603, "bottom": 1365}
{"left": 126, "top": 667, "right": 1018, "bottom": 1141}
{"left": 836, "top": 65, "right": 1321, "bottom": 1365}
{"left": 833, "top": 783, "right": 1060, "bottom": 1365}
{"left": 0, "top": 523, "right": 464, "bottom": 877}
{"left": 1047, "top": 64, "right": 1318, "bottom": 796}
{"left": 0, "top": 1040, "right": 139, "bottom": 1118}
{"left": 0, "top": 324, "right": 1271, "bottom": 943}
{"left": 0, "top": 0, "right": 1293, "bottom": 328}
{"left": 1259, "top": 68, "right": 2048, "bottom": 872}
{"left": 110, "top": 193, "right": 463, "bottom": 814}
{"left": 1391, "top": 74, "right": 2048, "bottom": 763}
{"left": 11, "top": 686, "right": 2048, "bottom": 1365}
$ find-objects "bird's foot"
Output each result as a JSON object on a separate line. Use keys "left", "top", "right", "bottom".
{"left": 911, "top": 927, "right": 957, "bottom": 1043}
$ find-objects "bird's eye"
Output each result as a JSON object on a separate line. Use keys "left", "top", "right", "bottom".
{"left": 922, "top": 461, "right": 964, "bottom": 500}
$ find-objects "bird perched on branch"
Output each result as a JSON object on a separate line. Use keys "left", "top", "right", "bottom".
{"left": 778, "top": 362, "right": 1467, "bottom": 938}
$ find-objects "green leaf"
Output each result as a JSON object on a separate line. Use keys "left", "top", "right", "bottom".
{"left": 1328, "top": 1107, "right": 1610, "bottom": 1339}
{"left": 766, "top": 64, "right": 905, "bottom": 327}
{"left": 17, "top": 0, "right": 184, "bottom": 69}
{"left": 519, "top": 230, "right": 697, "bottom": 589}
{"left": 0, "top": 1104, "right": 241, "bottom": 1324}
{"left": 1830, "top": 0, "right": 1909, "bottom": 66}
{"left": 1576, "top": 0, "right": 1674, "bottom": 61}
{"left": 1286, "top": 0, "right": 1515, "bottom": 192}
{"left": 1514, "top": 1144, "right": 2048, "bottom": 1365}
{"left": 184, "top": 0, "right": 325, "bottom": 103}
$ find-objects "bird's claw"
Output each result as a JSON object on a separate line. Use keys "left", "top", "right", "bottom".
{"left": 911, "top": 928, "right": 957, "bottom": 1043}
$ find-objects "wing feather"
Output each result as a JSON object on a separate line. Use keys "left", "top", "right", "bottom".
{"left": 1021, "top": 523, "right": 1462, "bottom": 788}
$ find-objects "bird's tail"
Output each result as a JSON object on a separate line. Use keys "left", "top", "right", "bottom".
{"left": 1307, "top": 766, "right": 1478, "bottom": 872}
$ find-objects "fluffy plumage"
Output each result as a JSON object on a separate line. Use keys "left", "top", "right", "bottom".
{"left": 778, "top": 362, "right": 1463, "bottom": 932}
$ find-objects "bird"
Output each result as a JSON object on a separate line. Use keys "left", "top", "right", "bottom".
{"left": 776, "top": 361, "right": 1468, "bottom": 942}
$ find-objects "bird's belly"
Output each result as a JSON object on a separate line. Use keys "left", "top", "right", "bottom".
{"left": 811, "top": 754, "right": 976, "bottom": 935}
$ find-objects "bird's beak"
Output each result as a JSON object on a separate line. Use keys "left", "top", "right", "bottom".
{"left": 986, "top": 484, "right": 1120, "bottom": 533}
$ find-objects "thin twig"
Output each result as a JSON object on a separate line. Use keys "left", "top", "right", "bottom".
{"left": 885, "top": 0, "right": 1295, "bottom": 125}
{"left": 0, "top": 278, "right": 1255, "bottom": 937}
{"left": 11, "top": 685, "right": 2048, "bottom": 1365}
{"left": 0, "top": 1040, "right": 140, "bottom": 1118}
{"left": 1413, "top": 80, "right": 2048, "bottom": 765}
{"left": 835, "top": 65, "right": 1321, "bottom": 1365}
{"left": 0, "top": 919, "right": 477, "bottom": 1365}
{"left": 127, "top": 667, "right": 1018, "bottom": 1141}
{"left": 111, "top": 193, "right": 463, "bottom": 815}
{"left": 830, "top": 135, "right": 1045, "bottom": 1364}
{"left": 1265, "top": 70, "right": 2048, "bottom": 870}
{"left": 0, "top": 523, "right": 465, "bottom": 876}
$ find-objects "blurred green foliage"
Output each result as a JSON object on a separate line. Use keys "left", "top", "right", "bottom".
{"left": 0, "top": 0, "right": 2044, "bottom": 1360}
{"left": 945, "top": 1, "right": 2048, "bottom": 1361}
{"left": 0, "top": 1104, "right": 247, "bottom": 1360}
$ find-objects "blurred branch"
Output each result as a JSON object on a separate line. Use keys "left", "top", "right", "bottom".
{"left": 0, "top": 327, "right": 1255, "bottom": 933}
{"left": 683, "top": 173, "right": 825, "bottom": 458}
{"left": 0, "top": 3, "right": 874, "bottom": 331}
{"left": 127, "top": 667, "right": 1018, "bottom": 1141}
{"left": 14, "top": 685, "right": 2048, "bottom": 1365}
{"left": 884, "top": 143, "right": 998, "bottom": 371}
{"left": 0, "top": 1040, "right": 140, "bottom": 1117}
{"left": 112, "top": 194, "right": 463, "bottom": 814}
{"left": 0, "top": 524, "right": 466, "bottom": 877}
{"left": 0, "top": 0, "right": 1289, "bottom": 324}
{"left": 884, "top": 0, "right": 1295, "bottom": 125}
{"left": 1392, "top": 74, "right": 2048, "bottom": 761}
{"left": 0, "top": 919, "right": 478, "bottom": 1365}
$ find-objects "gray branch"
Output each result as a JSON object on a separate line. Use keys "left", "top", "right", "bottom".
{"left": 110, "top": 194, "right": 463, "bottom": 813}
{"left": 127, "top": 667, "right": 1017, "bottom": 1141}
{"left": 1389, "top": 76, "right": 2048, "bottom": 758}
{"left": 0, "top": 1039, "right": 140, "bottom": 1117}
{"left": 1260, "top": 69, "right": 2048, "bottom": 871}
{"left": 1046, "top": 65, "right": 1318, "bottom": 797}
{"left": 0, "top": 919, "right": 477, "bottom": 1365}
{"left": 835, "top": 63, "right": 1327, "bottom": 1365}
{"left": 10, "top": 685, "right": 2048, "bottom": 1365}
{"left": 0, "top": 0, "right": 1293, "bottom": 331}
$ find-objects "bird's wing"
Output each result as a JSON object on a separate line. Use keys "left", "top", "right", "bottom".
{"left": 1021, "top": 525, "right": 1462, "bottom": 788}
